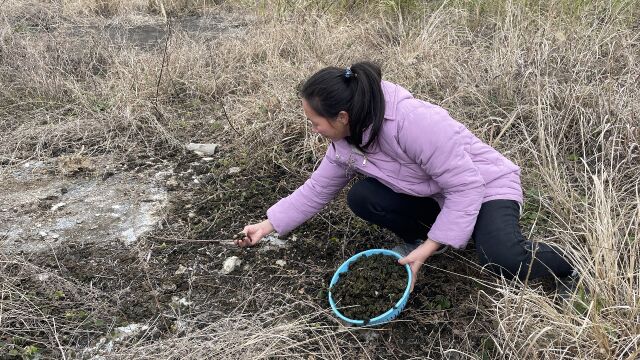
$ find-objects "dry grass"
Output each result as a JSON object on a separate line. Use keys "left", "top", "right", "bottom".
{"left": 99, "top": 300, "right": 359, "bottom": 359}
{"left": 1, "top": 0, "right": 639, "bottom": 358}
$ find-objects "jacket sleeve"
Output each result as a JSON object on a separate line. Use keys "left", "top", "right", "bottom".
{"left": 267, "top": 144, "right": 352, "bottom": 235}
{"left": 399, "top": 105, "right": 486, "bottom": 248}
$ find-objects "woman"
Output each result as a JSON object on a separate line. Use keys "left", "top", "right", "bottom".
{"left": 234, "top": 61, "right": 573, "bottom": 291}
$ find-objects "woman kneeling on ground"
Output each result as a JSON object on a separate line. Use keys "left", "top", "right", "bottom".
{"left": 234, "top": 61, "right": 574, "bottom": 292}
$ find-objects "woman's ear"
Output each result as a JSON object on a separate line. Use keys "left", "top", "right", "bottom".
{"left": 337, "top": 111, "right": 350, "bottom": 125}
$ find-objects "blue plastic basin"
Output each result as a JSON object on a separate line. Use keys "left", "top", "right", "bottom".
{"left": 328, "top": 249, "right": 411, "bottom": 326}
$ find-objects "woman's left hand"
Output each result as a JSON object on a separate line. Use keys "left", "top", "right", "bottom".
{"left": 398, "top": 239, "right": 443, "bottom": 292}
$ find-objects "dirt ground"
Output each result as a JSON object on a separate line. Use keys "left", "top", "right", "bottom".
{"left": 2, "top": 145, "right": 547, "bottom": 358}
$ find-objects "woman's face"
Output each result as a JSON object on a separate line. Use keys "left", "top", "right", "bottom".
{"left": 302, "top": 99, "right": 350, "bottom": 141}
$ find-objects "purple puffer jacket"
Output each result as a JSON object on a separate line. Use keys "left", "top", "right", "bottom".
{"left": 267, "top": 81, "right": 522, "bottom": 248}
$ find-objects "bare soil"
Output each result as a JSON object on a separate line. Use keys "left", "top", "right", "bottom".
{"left": 2, "top": 146, "right": 514, "bottom": 358}
{"left": 2, "top": 141, "right": 563, "bottom": 358}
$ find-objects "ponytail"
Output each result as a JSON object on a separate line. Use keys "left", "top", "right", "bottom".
{"left": 299, "top": 61, "right": 385, "bottom": 152}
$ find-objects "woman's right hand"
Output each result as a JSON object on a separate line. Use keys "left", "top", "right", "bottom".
{"left": 235, "top": 219, "right": 274, "bottom": 247}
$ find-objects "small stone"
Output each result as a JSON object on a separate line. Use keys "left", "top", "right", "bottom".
{"left": 38, "top": 231, "right": 48, "bottom": 237}
{"left": 161, "top": 282, "right": 177, "bottom": 291}
{"left": 76, "top": 219, "right": 84, "bottom": 224}
{"left": 171, "top": 296, "right": 193, "bottom": 307}
{"left": 228, "top": 167, "right": 241, "bottom": 175}
{"left": 51, "top": 202, "right": 66, "bottom": 211}
{"left": 175, "top": 265, "right": 188, "bottom": 275}
{"left": 188, "top": 212, "right": 196, "bottom": 218}
{"left": 36, "top": 273, "right": 50, "bottom": 281}
{"left": 186, "top": 143, "right": 219, "bottom": 156}
{"left": 114, "top": 324, "right": 150, "bottom": 340}
{"left": 202, "top": 157, "right": 214, "bottom": 162}
{"left": 275, "top": 260, "right": 286, "bottom": 267}
{"left": 362, "top": 330, "right": 381, "bottom": 342}
{"left": 173, "top": 320, "right": 188, "bottom": 333}
{"left": 51, "top": 233, "right": 60, "bottom": 239}
{"left": 165, "top": 177, "right": 178, "bottom": 190}
{"left": 220, "top": 256, "right": 242, "bottom": 274}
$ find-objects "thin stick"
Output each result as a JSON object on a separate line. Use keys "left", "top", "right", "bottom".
{"left": 154, "top": 19, "right": 173, "bottom": 119}
{"left": 220, "top": 101, "right": 242, "bottom": 137}
{"left": 51, "top": 317, "right": 67, "bottom": 360}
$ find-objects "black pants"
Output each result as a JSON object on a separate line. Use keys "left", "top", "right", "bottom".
{"left": 347, "top": 178, "right": 573, "bottom": 280}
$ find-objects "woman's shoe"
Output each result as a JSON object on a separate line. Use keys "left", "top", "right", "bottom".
{"left": 555, "top": 269, "right": 590, "bottom": 308}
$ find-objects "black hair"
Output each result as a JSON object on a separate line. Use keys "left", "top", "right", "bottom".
{"left": 300, "top": 61, "right": 385, "bottom": 152}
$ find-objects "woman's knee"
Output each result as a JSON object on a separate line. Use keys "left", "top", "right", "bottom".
{"left": 347, "top": 178, "right": 381, "bottom": 216}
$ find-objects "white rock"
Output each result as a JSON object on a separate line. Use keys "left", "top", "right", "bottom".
{"left": 264, "top": 235, "right": 287, "bottom": 247}
{"left": 51, "top": 202, "right": 66, "bottom": 211}
{"left": 186, "top": 143, "right": 219, "bottom": 156}
{"left": 362, "top": 330, "right": 381, "bottom": 342}
{"left": 175, "top": 265, "right": 188, "bottom": 275}
{"left": 114, "top": 323, "right": 150, "bottom": 340}
{"left": 154, "top": 171, "right": 172, "bottom": 179}
{"left": 121, "top": 228, "right": 137, "bottom": 245}
{"left": 36, "top": 273, "right": 51, "bottom": 281}
{"left": 220, "top": 256, "right": 242, "bottom": 274}
{"left": 276, "top": 260, "right": 286, "bottom": 267}
{"left": 38, "top": 231, "right": 48, "bottom": 237}
{"left": 166, "top": 177, "right": 178, "bottom": 188}
{"left": 259, "top": 235, "right": 288, "bottom": 252}
{"left": 51, "top": 233, "right": 60, "bottom": 239}
{"left": 201, "top": 157, "right": 214, "bottom": 162}
{"left": 228, "top": 167, "right": 241, "bottom": 175}
{"left": 161, "top": 282, "right": 176, "bottom": 291}
{"left": 174, "top": 320, "right": 188, "bottom": 333}
{"left": 171, "top": 296, "right": 193, "bottom": 307}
